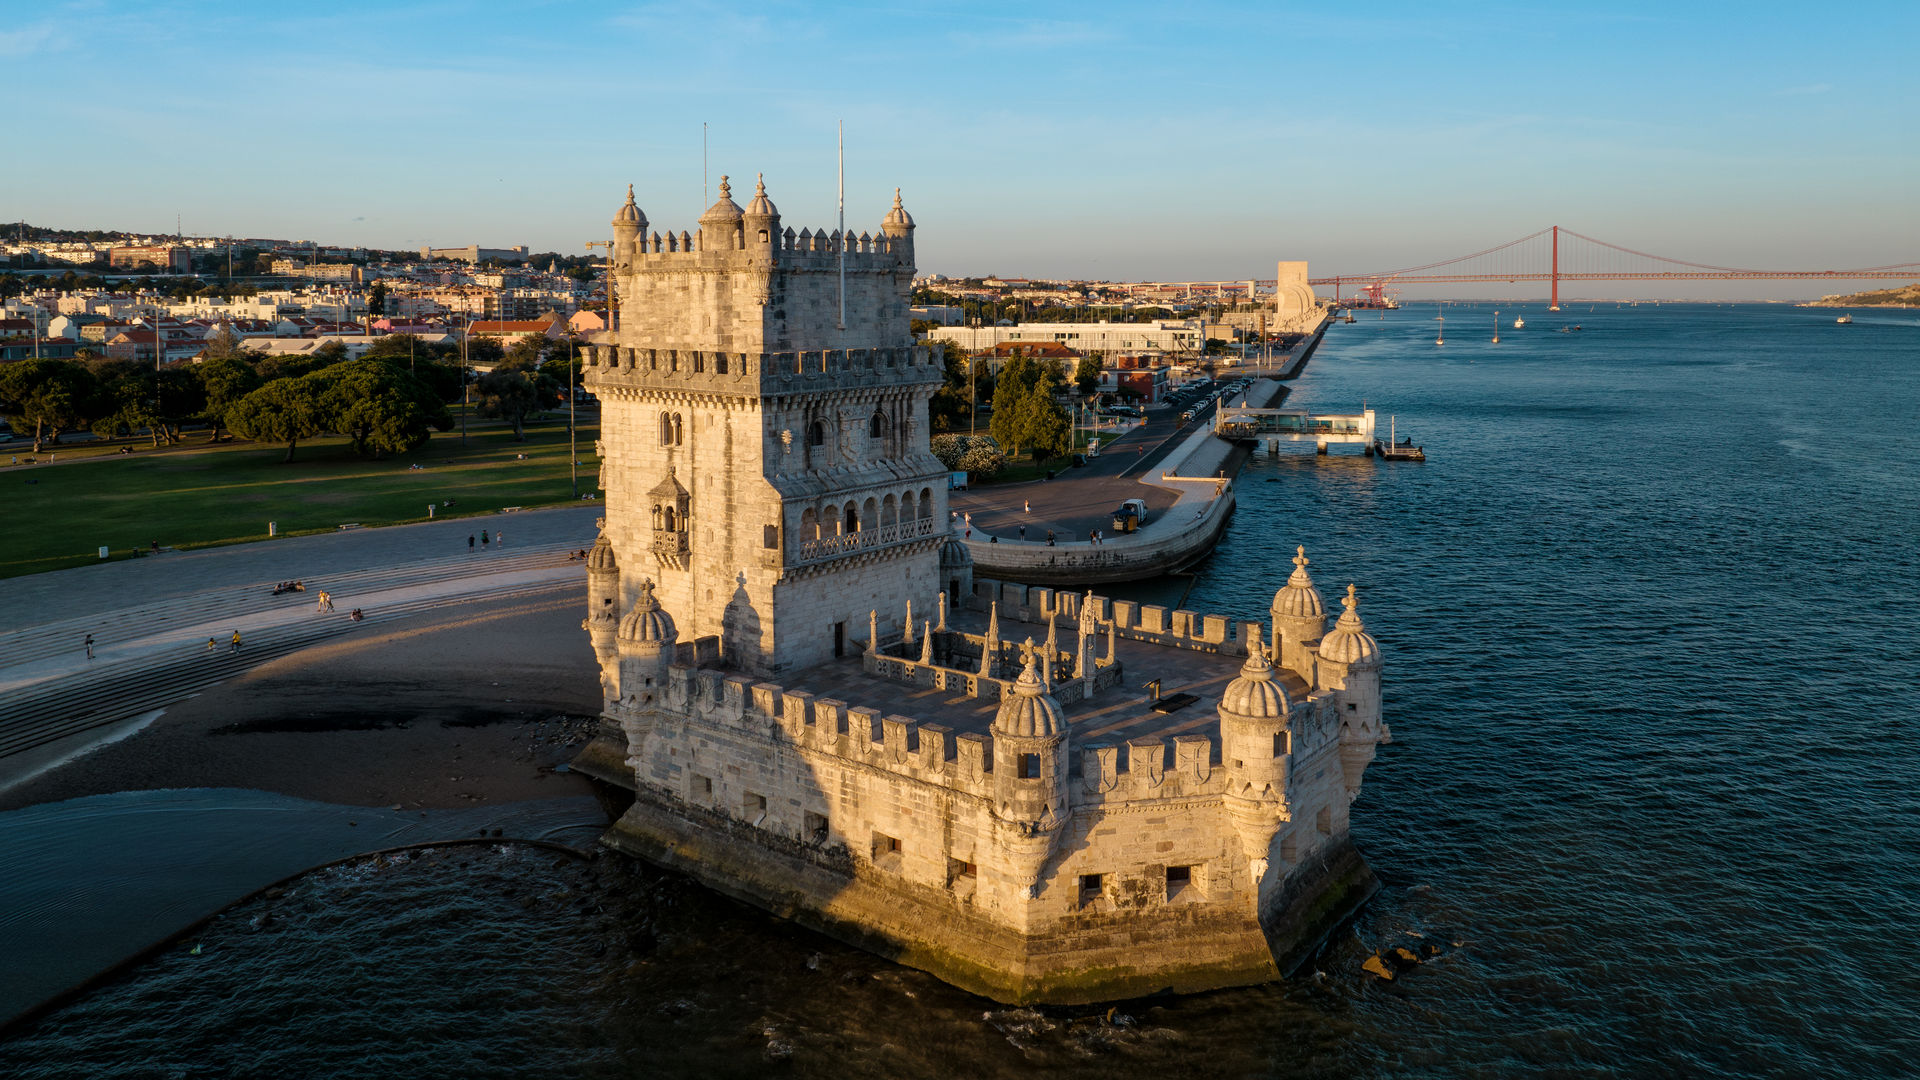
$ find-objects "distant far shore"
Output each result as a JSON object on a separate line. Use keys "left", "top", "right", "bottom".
{"left": 1803, "top": 283, "right": 1920, "bottom": 308}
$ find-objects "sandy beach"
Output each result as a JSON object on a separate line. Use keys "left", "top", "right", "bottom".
{"left": 0, "top": 581, "right": 603, "bottom": 814}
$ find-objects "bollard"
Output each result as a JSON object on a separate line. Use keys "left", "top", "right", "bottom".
{"left": 98, "top": 546, "right": 109, "bottom": 560}
{"left": 268, "top": 521, "right": 277, "bottom": 537}
{"left": 427, "top": 504, "right": 435, "bottom": 518}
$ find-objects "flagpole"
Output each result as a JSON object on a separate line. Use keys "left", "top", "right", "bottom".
{"left": 837, "top": 120, "right": 846, "bottom": 332}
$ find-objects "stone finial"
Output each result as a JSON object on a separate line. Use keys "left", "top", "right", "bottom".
{"left": 717, "top": 175, "right": 731, "bottom": 199}
{"left": 1290, "top": 546, "right": 1310, "bottom": 581}
{"left": 937, "top": 590, "right": 948, "bottom": 631}
{"left": 869, "top": 608, "right": 879, "bottom": 653}
{"left": 919, "top": 621, "right": 933, "bottom": 664}
{"left": 905, "top": 598, "right": 914, "bottom": 644}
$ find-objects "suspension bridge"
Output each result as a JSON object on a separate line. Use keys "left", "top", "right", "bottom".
{"left": 1117, "top": 226, "right": 1920, "bottom": 309}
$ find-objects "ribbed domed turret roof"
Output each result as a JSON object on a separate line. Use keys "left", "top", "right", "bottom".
{"left": 1318, "top": 584, "right": 1380, "bottom": 667}
{"left": 744, "top": 173, "right": 776, "bottom": 217}
{"left": 993, "top": 641, "right": 1065, "bottom": 739}
{"left": 881, "top": 188, "right": 914, "bottom": 233}
{"left": 1271, "top": 546, "right": 1324, "bottom": 620}
{"left": 1221, "top": 626, "right": 1291, "bottom": 719}
{"left": 699, "top": 175, "right": 744, "bottom": 224}
{"left": 617, "top": 579, "right": 676, "bottom": 644}
{"left": 586, "top": 532, "right": 617, "bottom": 571}
{"left": 940, "top": 534, "right": 973, "bottom": 570}
{"left": 612, "top": 184, "right": 646, "bottom": 228}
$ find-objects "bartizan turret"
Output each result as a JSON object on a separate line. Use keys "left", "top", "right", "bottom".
{"left": 1315, "top": 584, "right": 1386, "bottom": 802}
{"left": 743, "top": 173, "right": 780, "bottom": 258}
{"left": 698, "top": 175, "right": 746, "bottom": 252}
{"left": 880, "top": 187, "right": 915, "bottom": 266}
{"left": 1270, "top": 546, "right": 1325, "bottom": 678}
{"left": 584, "top": 520, "right": 621, "bottom": 704}
{"left": 1220, "top": 625, "right": 1294, "bottom": 884}
{"left": 615, "top": 578, "right": 677, "bottom": 765}
{"left": 612, "top": 184, "right": 645, "bottom": 268}
{"left": 991, "top": 640, "right": 1070, "bottom": 903}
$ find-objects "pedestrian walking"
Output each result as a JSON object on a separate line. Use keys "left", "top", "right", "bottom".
{"left": 495, "top": 531, "right": 503, "bottom": 546}
{"left": 1046, "top": 530, "right": 1056, "bottom": 546}
{"left": 230, "top": 630, "right": 242, "bottom": 653}
{"left": 205, "top": 638, "right": 217, "bottom": 651}
{"left": 1023, "top": 500, "right": 1031, "bottom": 514}
{"left": 481, "top": 531, "right": 490, "bottom": 549}
{"left": 84, "top": 633, "right": 94, "bottom": 660}
{"left": 1018, "top": 524, "right": 1027, "bottom": 540}
{"left": 317, "top": 591, "right": 327, "bottom": 613}
{"left": 468, "top": 534, "right": 476, "bottom": 552}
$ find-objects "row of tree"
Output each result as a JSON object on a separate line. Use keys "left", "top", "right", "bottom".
{"left": 0, "top": 329, "right": 573, "bottom": 460}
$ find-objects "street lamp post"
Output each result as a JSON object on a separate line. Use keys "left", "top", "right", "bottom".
{"left": 568, "top": 333, "right": 578, "bottom": 499}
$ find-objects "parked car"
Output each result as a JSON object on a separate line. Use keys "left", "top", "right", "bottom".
{"left": 1110, "top": 497, "right": 1150, "bottom": 533}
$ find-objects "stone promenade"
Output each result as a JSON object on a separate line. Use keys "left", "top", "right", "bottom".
{"left": 0, "top": 506, "right": 603, "bottom": 785}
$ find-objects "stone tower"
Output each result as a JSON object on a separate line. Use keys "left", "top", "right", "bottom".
{"left": 584, "top": 176, "right": 947, "bottom": 676}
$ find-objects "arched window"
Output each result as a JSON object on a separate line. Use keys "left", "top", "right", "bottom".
{"left": 843, "top": 502, "right": 858, "bottom": 534}
{"left": 660, "top": 412, "right": 673, "bottom": 445}
{"left": 862, "top": 497, "right": 876, "bottom": 531}
{"left": 801, "top": 507, "right": 818, "bottom": 539}
{"left": 918, "top": 488, "right": 933, "bottom": 520}
{"left": 672, "top": 414, "right": 684, "bottom": 445}
{"left": 663, "top": 506, "right": 677, "bottom": 532}
{"left": 869, "top": 411, "right": 886, "bottom": 438}
{"left": 808, "top": 421, "right": 825, "bottom": 447}
{"left": 881, "top": 495, "right": 897, "bottom": 528}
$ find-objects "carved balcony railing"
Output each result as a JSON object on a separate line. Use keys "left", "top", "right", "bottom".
{"left": 793, "top": 516, "right": 937, "bottom": 566}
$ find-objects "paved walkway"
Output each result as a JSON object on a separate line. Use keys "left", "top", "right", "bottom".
{"left": 950, "top": 336, "right": 1311, "bottom": 544}
{"left": 0, "top": 505, "right": 602, "bottom": 767}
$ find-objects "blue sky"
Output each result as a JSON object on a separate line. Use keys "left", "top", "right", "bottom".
{"left": 4, "top": 1, "right": 1916, "bottom": 296}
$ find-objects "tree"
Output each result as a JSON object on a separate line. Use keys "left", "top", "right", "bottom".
{"left": 0, "top": 359, "right": 99, "bottom": 451}
{"left": 928, "top": 343, "right": 972, "bottom": 434}
{"left": 475, "top": 352, "right": 560, "bottom": 440}
{"left": 227, "top": 376, "right": 325, "bottom": 462}
{"left": 198, "top": 356, "right": 262, "bottom": 440}
{"left": 257, "top": 347, "right": 342, "bottom": 382}
{"left": 1013, "top": 373, "right": 1072, "bottom": 462}
{"left": 367, "top": 281, "right": 388, "bottom": 317}
{"left": 316, "top": 359, "right": 452, "bottom": 457}
{"left": 1074, "top": 352, "right": 1105, "bottom": 397}
{"left": 988, "top": 355, "right": 1045, "bottom": 456}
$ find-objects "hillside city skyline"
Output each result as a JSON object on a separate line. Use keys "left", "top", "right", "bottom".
{"left": 5, "top": 2, "right": 1916, "bottom": 300}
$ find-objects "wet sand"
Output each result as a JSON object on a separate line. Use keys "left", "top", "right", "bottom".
{"left": 0, "top": 582, "right": 603, "bottom": 813}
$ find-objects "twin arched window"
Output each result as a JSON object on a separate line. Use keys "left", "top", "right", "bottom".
{"left": 660, "top": 412, "right": 684, "bottom": 446}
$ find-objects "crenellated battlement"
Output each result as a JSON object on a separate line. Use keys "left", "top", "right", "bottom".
{"left": 583, "top": 342, "right": 940, "bottom": 399}
{"left": 622, "top": 225, "right": 908, "bottom": 267}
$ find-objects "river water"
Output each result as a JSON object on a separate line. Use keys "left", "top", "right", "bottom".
{"left": 3, "top": 304, "right": 1916, "bottom": 1078}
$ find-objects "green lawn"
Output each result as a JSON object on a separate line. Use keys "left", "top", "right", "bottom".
{"left": 0, "top": 412, "right": 601, "bottom": 578}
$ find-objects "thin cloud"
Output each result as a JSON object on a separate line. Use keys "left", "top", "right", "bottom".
{"left": 0, "top": 22, "right": 60, "bottom": 56}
